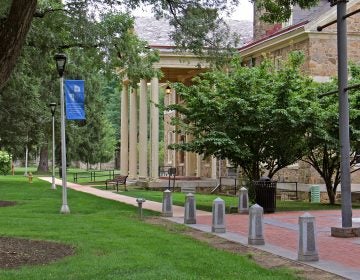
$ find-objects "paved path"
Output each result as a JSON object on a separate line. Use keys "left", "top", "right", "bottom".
{"left": 39, "top": 177, "right": 210, "bottom": 217}
{"left": 40, "top": 177, "right": 360, "bottom": 279}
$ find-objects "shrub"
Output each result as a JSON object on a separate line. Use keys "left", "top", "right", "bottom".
{"left": 0, "top": 151, "right": 12, "bottom": 175}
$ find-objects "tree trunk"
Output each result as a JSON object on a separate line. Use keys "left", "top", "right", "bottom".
{"left": 37, "top": 144, "right": 49, "bottom": 173}
{"left": 325, "top": 181, "right": 336, "bottom": 205}
{"left": 0, "top": 0, "right": 37, "bottom": 90}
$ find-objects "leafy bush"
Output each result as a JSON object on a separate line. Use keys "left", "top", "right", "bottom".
{"left": 0, "top": 151, "right": 11, "bottom": 175}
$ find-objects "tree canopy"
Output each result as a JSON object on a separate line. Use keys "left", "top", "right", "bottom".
{"left": 166, "top": 52, "right": 317, "bottom": 181}
{"left": 0, "top": 0, "right": 322, "bottom": 90}
{"left": 302, "top": 63, "right": 360, "bottom": 204}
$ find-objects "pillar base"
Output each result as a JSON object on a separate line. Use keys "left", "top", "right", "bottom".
{"left": 248, "top": 238, "right": 265, "bottom": 245}
{"left": 331, "top": 226, "right": 360, "bottom": 237}
{"left": 162, "top": 212, "right": 173, "bottom": 217}
{"left": 298, "top": 254, "right": 319, "bottom": 262}
{"left": 212, "top": 226, "right": 226, "bottom": 233}
{"left": 60, "top": 204, "right": 70, "bottom": 214}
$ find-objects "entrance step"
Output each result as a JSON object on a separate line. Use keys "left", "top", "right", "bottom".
{"left": 181, "top": 186, "right": 196, "bottom": 193}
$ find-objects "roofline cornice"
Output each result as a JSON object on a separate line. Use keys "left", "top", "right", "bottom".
{"left": 239, "top": 23, "right": 308, "bottom": 58}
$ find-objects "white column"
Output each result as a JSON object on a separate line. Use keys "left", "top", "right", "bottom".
{"left": 151, "top": 76, "right": 159, "bottom": 179}
{"left": 185, "top": 135, "right": 190, "bottom": 176}
{"left": 211, "top": 156, "right": 217, "bottom": 179}
{"left": 139, "top": 79, "right": 148, "bottom": 179}
{"left": 129, "top": 87, "right": 138, "bottom": 179}
{"left": 196, "top": 154, "right": 202, "bottom": 177}
{"left": 120, "top": 81, "right": 129, "bottom": 176}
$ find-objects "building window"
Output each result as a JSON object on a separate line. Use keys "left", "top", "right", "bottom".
{"left": 167, "top": 131, "right": 173, "bottom": 164}
{"left": 274, "top": 56, "right": 282, "bottom": 70}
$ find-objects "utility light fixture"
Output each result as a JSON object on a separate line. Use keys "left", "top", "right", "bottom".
{"left": 328, "top": 0, "right": 348, "bottom": 6}
{"left": 165, "top": 85, "right": 171, "bottom": 94}
{"left": 54, "top": 53, "right": 67, "bottom": 77}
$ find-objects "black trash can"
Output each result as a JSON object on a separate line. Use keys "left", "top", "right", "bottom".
{"left": 253, "top": 177, "right": 277, "bottom": 213}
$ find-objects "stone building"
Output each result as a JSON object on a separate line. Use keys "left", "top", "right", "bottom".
{"left": 120, "top": 1, "right": 360, "bottom": 192}
{"left": 119, "top": 18, "right": 252, "bottom": 184}
{"left": 240, "top": 0, "right": 360, "bottom": 188}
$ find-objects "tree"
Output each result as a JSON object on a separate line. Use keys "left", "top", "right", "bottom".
{"left": 166, "top": 52, "right": 316, "bottom": 182}
{"left": 0, "top": 0, "right": 158, "bottom": 171}
{"left": 0, "top": 0, "right": 322, "bottom": 90}
{"left": 302, "top": 63, "right": 360, "bottom": 204}
{"left": 0, "top": 151, "right": 12, "bottom": 175}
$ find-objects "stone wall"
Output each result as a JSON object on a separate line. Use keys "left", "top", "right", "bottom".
{"left": 252, "top": 0, "right": 282, "bottom": 41}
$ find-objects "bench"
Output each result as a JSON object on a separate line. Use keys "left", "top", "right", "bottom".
{"left": 105, "top": 175, "right": 128, "bottom": 192}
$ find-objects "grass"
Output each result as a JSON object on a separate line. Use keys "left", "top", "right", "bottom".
{"left": 13, "top": 166, "right": 117, "bottom": 185}
{"left": 0, "top": 175, "right": 300, "bottom": 280}
{"left": 112, "top": 188, "right": 360, "bottom": 212}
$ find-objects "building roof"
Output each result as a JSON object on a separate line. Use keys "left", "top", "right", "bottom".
{"left": 134, "top": 17, "right": 253, "bottom": 48}
{"left": 292, "top": 0, "right": 332, "bottom": 25}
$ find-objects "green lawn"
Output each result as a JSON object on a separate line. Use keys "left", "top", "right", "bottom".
{"left": 113, "top": 188, "right": 360, "bottom": 212}
{"left": 0, "top": 175, "right": 299, "bottom": 280}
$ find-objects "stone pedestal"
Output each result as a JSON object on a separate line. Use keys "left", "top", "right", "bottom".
{"left": 212, "top": 197, "right": 226, "bottom": 233}
{"left": 238, "top": 187, "right": 249, "bottom": 214}
{"left": 298, "top": 212, "right": 319, "bottom": 261}
{"left": 248, "top": 204, "right": 265, "bottom": 245}
{"left": 184, "top": 193, "right": 196, "bottom": 224}
{"left": 331, "top": 226, "right": 360, "bottom": 238}
{"left": 162, "top": 189, "right": 173, "bottom": 217}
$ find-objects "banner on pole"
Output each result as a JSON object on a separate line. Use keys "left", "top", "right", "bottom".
{"left": 65, "top": 80, "right": 85, "bottom": 120}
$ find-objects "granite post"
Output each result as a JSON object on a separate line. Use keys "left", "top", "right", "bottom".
{"left": 238, "top": 187, "right": 249, "bottom": 214}
{"left": 212, "top": 197, "right": 226, "bottom": 233}
{"left": 162, "top": 189, "right": 173, "bottom": 217}
{"left": 298, "top": 212, "right": 319, "bottom": 261}
{"left": 248, "top": 204, "right": 265, "bottom": 245}
{"left": 184, "top": 193, "right": 196, "bottom": 224}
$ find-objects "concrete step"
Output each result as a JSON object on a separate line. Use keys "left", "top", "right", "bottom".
{"left": 181, "top": 186, "right": 196, "bottom": 193}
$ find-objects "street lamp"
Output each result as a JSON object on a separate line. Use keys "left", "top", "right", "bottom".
{"left": 165, "top": 85, "right": 171, "bottom": 94}
{"left": 49, "top": 102, "right": 57, "bottom": 190}
{"left": 54, "top": 53, "right": 70, "bottom": 214}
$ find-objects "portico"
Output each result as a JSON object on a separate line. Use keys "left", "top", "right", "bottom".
{"left": 119, "top": 48, "right": 217, "bottom": 181}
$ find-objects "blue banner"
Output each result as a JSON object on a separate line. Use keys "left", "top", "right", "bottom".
{"left": 65, "top": 80, "right": 85, "bottom": 120}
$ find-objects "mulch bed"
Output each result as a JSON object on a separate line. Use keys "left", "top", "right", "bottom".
{"left": 0, "top": 237, "right": 75, "bottom": 269}
{"left": 0, "top": 201, "right": 75, "bottom": 269}
{"left": 0, "top": 201, "right": 17, "bottom": 207}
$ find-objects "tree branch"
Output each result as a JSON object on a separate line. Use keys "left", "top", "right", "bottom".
{"left": 34, "top": 8, "right": 68, "bottom": 18}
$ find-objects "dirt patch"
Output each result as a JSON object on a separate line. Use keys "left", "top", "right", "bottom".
{"left": 146, "top": 217, "right": 345, "bottom": 280}
{"left": 0, "top": 201, "right": 17, "bottom": 207}
{"left": 0, "top": 237, "right": 75, "bottom": 269}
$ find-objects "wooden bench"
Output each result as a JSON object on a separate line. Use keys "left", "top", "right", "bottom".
{"left": 105, "top": 175, "right": 128, "bottom": 192}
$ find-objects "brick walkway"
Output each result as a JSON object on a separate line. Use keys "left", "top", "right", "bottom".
{"left": 193, "top": 210, "right": 360, "bottom": 279}
{"left": 40, "top": 177, "right": 360, "bottom": 279}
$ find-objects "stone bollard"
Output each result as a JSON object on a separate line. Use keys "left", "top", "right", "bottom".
{"left": 184, "top": 193, "right": 196, "bottom": 224}
{"left": 248, "top": 204, "right": 265, "bottom": 245}
{"left": 298, "top": 212, "right": 319, "bottom": 261}
{"left": 238, "top": 187, "right": 249, "bottom": 214}
{"left": 162, "top": 189, "right": 173, "bottom": 217}
{"left": 136, "top": 198, "right": 146, "bottom": 220}
{"left": 211, "top": 197, "right": 226, "bottom": 233}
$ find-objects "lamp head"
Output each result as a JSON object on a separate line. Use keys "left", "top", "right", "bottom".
{"left": 49, "top": 102, "right": 57, "bottom": 116}
{"left": 54, "top": 53, "right": 67, "bottom": 77}
{"left": 328, "top": 0, "right": 348, "bottom": 6}
{"left": 165, "top": 85, "right": 171, "bottom": 95}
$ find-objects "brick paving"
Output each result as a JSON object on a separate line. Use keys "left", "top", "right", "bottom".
{"left": 40, "top": 177, "right": 360, "bottom": 279}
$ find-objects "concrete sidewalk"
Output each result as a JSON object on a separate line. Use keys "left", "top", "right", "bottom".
{"left": 40, "top": 177, "right": 360, "bottom": 279}
{"left": 39, "top": 177, "right": 211, "bottom": 217}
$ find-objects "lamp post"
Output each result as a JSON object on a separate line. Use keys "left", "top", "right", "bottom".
{"left": 49, "top": 102, "right": 57, "bottom": 190}
{"left": 54, "top": 53, "right": 70, "bottom": 214}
